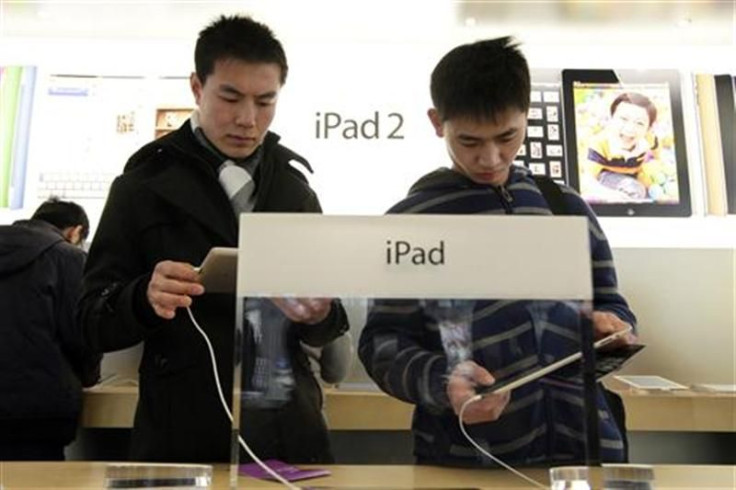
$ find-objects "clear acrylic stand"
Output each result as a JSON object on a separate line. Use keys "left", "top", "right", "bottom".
{"left": 231, "top": 213, "right": 634, "bottom": 489}
{"left": 104, "top": 463, "right": 212, "bottom": 489}
{"left": 550, "top": 464, "right": 655, "bottom": 490}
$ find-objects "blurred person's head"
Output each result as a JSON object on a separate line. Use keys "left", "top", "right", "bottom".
{"left": 190, "top": 15, "right": 288, "bottom": 160}
{"left": 32, "top": 197, "right": 89, "bottom": 247}
{"left": 427, "top": 37, "right": 530, "bottom": 186}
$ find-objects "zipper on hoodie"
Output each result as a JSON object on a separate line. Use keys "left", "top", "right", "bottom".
{"left": 494, "top": 185, "right": 514, "bottom": 214}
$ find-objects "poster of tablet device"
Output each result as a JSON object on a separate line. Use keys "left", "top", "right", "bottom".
{"left": 515, "top": 69, "right": 568, "bottom": 185}
{"left": 695, "top": 73, "right": 735, "bottom": 216}
{"left": 715, "top": 75, "right": 736, "bottom": 215}
{"left": 0, "top": 65, "right": 37, "bottom": 210}
{"left": 711, "top": 74, "right": 735, "bottom": 215}
{"left": 562, "top": 69, "right": 692, "bottom": 217}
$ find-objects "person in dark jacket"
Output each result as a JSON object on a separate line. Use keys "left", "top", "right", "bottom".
{"left": 359, "top": 37, "right": 638, "bottom": 467}
{"left": 78, "top": 14, "right": 348, "bottom": 464}
{"left": 0, "top": 197, "right": 100, "bottom": 460}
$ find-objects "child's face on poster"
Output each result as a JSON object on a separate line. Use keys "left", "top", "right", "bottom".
{"left": 608, "top": 101, "right": 651, "bottom": 151}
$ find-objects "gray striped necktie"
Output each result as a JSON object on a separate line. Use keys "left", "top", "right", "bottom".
{"left": 190, "top": 111, "right": 258, "bottom": 214}
{"left": 218, "top": 160, "right": 256, "bottom": 213}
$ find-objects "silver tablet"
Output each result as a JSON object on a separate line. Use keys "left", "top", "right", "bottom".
{"left": 476, "top": 325, "right": 636, "bottom": 396}
{"left": 196, "top": 247, "right": 238, "bottom": 294}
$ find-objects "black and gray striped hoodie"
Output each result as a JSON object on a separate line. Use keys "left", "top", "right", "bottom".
{"left": 359, "top": 165, "right": 636, "bottom": 467}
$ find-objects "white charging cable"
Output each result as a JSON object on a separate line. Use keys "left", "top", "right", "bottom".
{"left": 186, "top": 307, "right": 300, "bottom": 490}
{"left": 458, "top": 395, "right": 549, "bottom": 489}
{"left": 189, "top": 302, "right": 547, "bottom": 489}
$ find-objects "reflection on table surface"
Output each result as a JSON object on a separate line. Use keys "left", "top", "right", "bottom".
{"left": 1, "top": 463, "right": 735, "bottom": 489}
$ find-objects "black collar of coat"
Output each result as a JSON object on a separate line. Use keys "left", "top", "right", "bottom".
{"left": 120, "top": 122, "right": 313, "bottom": 244}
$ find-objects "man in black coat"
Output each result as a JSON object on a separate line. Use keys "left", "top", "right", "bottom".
{"left": 78, "top": 14, "right": 349, "bottom": 464}
{"left": 0, "top": 198, "right": 100, "bottom": 460}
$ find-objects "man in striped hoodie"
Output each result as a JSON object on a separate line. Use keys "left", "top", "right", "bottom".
{"left": 359, "top": 37, "right": 637, "bottom": 467}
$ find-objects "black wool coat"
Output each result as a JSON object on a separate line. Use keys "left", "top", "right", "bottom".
{"left": 79, "top": 123, "right": 348, "bottom": 463}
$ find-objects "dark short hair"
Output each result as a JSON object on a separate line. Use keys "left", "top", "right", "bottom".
{"left": 32, "top": 197, "right": 89, "bottom": 240}
{"left": 195, "top": 14, "right": 288, "bottom": 85}
{"left": 430, "top": 36, "right": 530, "bottom": 122}
{"left": 610, "top": 92, "right": 657, "bottom": 127}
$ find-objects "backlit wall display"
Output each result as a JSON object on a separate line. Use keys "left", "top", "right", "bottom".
{"left": 0, "top": 66, "right": 37, "bottom": 209}
{"left": 34, "top": 75, "right": 148, "bottom": 201}
{"left": 32, "top": 75, "right": 190, "bottom": 202}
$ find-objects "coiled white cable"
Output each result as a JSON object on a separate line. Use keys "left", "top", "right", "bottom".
{"left": 186, "top": 307, "right": 300, "bottom": 490}
{"left": 458, "top": 395, "right": 549, "bottom": 489}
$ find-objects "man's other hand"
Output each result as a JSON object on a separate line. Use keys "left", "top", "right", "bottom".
{"left": 592, "top": 311, "right": 637, "bottom": 349}
{"left": 447, "top": 360, "right": 510, "bottom": 425}
{"left": 271, "top": 297, "right": 333, "bottom": 325}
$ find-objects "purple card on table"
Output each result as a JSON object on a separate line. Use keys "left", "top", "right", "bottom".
{"left": 239, "top": 459, "right": 331, "bottom": 482}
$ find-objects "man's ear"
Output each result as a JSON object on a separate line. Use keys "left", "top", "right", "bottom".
{"left": 190, "top": 72, "right": 203, "bottom": 105}
{"left": 427, "top": 108, "right": 444, "bottom": 137}
{"left": 62, "top": 225, "right": 83, "bottom": 246}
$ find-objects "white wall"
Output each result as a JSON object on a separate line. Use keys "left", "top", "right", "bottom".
{"left": 614, "top": 247, "right": 736, "bottom": 385}
{"left": 2, "top": 1, "right": 734, "bottom": 227}
{"left": 1, "top": 1, "right": 734, "bottom": 384}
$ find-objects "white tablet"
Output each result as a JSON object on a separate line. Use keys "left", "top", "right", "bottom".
{"left": 477, "top": 325, "right": 637, "bottom": 396}
{"left": 690, "top": 383, "right": 736, "bottom": 394}
{"left": 196, "top": 247, "right": 238, "bottom": 294}
{"left": 613, "top": 375, "right": 688, "bottom": 391}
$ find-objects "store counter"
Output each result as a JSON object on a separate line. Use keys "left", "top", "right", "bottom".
{"left": 81, "top": 378, "right": 736, "bottom": 432}
{"left": 603, "top": 378, "right": 736, "bottom": 433}
{"left": 1, "top": 462, "right": 735, "bottom": 489}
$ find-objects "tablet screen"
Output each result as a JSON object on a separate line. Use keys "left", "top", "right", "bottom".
{"left": 614, "top": 375, "right": 687, "bottom": 391}
{"left": 562, "top": 69, "right": 691, "bottom": 217}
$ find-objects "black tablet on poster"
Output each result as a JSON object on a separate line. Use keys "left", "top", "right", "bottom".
{"left": 714, "top": 75, "right": 736, "bottom": 214}
{"left": 562, "top": 69, "right": 691, "bottom": 217}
